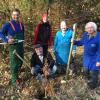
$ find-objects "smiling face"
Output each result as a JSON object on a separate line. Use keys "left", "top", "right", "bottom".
{"left": 60, "top": 21, "right": 67, "bottom": 32}
{"left": 42, "top": 16, "right": 48, "bottom": 23}
{"left": 85, "top": 25, "right": 95, "bottom": 35}
{"left": 85, "top": 22, "right": 97, "bottom": 35}
{"left": 12, "top": 11, "right": 20, "bottom": 22}
{"left": 35, "top": 47, "right": 43, "bottom": 56}
{"left": 42, "top": 13, "right": 48, "bottom": 23}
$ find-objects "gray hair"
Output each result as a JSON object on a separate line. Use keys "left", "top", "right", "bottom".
{"left": 85, "top": 22, "right": 97, "bottom": 32}
{"left": 60, "top": 20, "right": 66, "bottom": 25}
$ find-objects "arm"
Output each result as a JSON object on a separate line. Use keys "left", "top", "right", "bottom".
{"left": 0, "top": 22, "right": 10, "bottom": 42}
{"left": 49, "top": 25, "right": 53, "bottom": 46}
{"left": 0, "top": 30, "right": 8, "bottom": 42}
{"left": 22, "top": 23, "right": 24, "bottom": 40}
{"left": 30, "top": 53, "right": 35, "bottom": 67}
{"left": 74, "top": 32, "right": 86, "bottom": 46}
{"left": 53, "top": 32, "right": 58, "bottom": 53}
{"left": 47, "top": 52, "right": 55, "bottom": 69}
{"left": 96, "top": 34, "right": 100, "bottom": 67}
{"left": 74, "top": 39, "right": 83, "bottom": 46}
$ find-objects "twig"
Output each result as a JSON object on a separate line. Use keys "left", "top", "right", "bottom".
{"left": 13, "top": 50, "right": 30, "bottom": 68}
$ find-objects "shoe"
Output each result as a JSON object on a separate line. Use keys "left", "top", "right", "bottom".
{"left": 61, "top": 76, "right": 66, "bottom": 84}
{"left": 87, "top": 82, "right": 97, "bottom": 90}
{"left": 14, "top": 79, "right": 22, "bottom": 89}
{"left": 16, "top": 78, "right": 22, "bottom": 85}
{"left": 96, "top": 87, "right": 100, "bottom": 95}
{"left": 61, "top": 80, "right": 66, "bottom": 84}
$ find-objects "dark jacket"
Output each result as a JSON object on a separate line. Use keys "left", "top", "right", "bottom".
{"left": 0, "top": 19, "right": 24, "bottom": 42}
{"left": 33, "top": 21, "right": 52, "bottom": 46}
{"left": 30, "top": 52, "right": 55, "bottom": 69}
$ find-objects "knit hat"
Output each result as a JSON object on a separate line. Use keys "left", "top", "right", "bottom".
{"left": 33, "top": 44, "right": 42, "bottom": 49}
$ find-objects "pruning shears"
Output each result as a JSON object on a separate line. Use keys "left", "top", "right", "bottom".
{"left": 0, "top": 40, "right": 24, "bottom": 45}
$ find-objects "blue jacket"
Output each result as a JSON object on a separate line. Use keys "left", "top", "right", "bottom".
{"left": 54, "top": 28, "right": 73, "bottom": 65}
{"left": 75, "top": 32, "right": 100, "bottom": 70}
{"left": 0, "top": 19, "right": 24, "bottom": 42}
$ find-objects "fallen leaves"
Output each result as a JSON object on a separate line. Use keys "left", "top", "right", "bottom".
{"left": 0, "top": 47, "right": 100, "bottom": 100}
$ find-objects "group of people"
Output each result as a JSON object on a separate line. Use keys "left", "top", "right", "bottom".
{"left": 0, "top": 8, "right": 100, "bottom": 90}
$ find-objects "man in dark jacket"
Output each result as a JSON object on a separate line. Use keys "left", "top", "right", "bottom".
{"left": 33, "top": 13, "right": 52, "bottom": 57}
{"left": 30, "top": 44, "right": 57, "bottom": 79}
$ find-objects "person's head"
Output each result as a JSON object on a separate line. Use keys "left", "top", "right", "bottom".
{"left": 85, "top": 22, "right": 97, "bottom": 35}
{"left": 60, "top": 21, "right": 67, "bottom": 32}
{"left": 42, "top": 13, "right": 48, "bottom": 23}
{"left": 34, "top": 44, "right": 43, "bottom": 56}
{"left": 11, "top": 8, "right": 20, "bottom": 22}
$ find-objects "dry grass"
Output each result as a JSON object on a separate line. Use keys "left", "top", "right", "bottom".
{"left": 0, "top": 47, "right": 100, "bottom": 100}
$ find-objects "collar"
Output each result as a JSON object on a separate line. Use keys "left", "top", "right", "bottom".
{"left": 87, "top": 32, "right": 96, "bottom": 38}
{"left": 62, "top": 32, "right": 65, "bottom": 37}
{"left": 11, "top": 19, "right": 20, "bottom": 24}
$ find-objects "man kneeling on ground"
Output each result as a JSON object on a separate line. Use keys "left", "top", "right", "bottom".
{"left": 30, "top": 44, "right": 57, "bottom": 80}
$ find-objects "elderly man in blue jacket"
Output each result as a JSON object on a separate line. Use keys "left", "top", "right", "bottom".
{"left": 54, "top": 21, "right": 73, "bottom": 73}
{"left": 75, "top": 22, "right": 100, "bottom": 89}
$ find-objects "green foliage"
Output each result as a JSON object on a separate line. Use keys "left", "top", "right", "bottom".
{"left": 43, "top": 0, "right": 49, "bottom": 4}
{"left": 0, "top": 0, "right": 100, "bottom": 34}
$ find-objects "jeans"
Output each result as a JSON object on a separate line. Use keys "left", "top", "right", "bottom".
{"left": 31, "top": 65, "right": 41, "bottom": 76}
{"left": 31, "top": 65, "right": 57, "bottom": 76}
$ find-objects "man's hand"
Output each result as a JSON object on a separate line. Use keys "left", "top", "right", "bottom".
{"left": 31, "top": 67, "right": 35, "bottom": 75}
{"left": 8, "top": 38, "right": 15, "bottom": 44}
{"left": 71, "top": 38, "right": 73, "bottom": 43}
{"left": 96, "top": 62, "right": 100, "bottom": 67}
